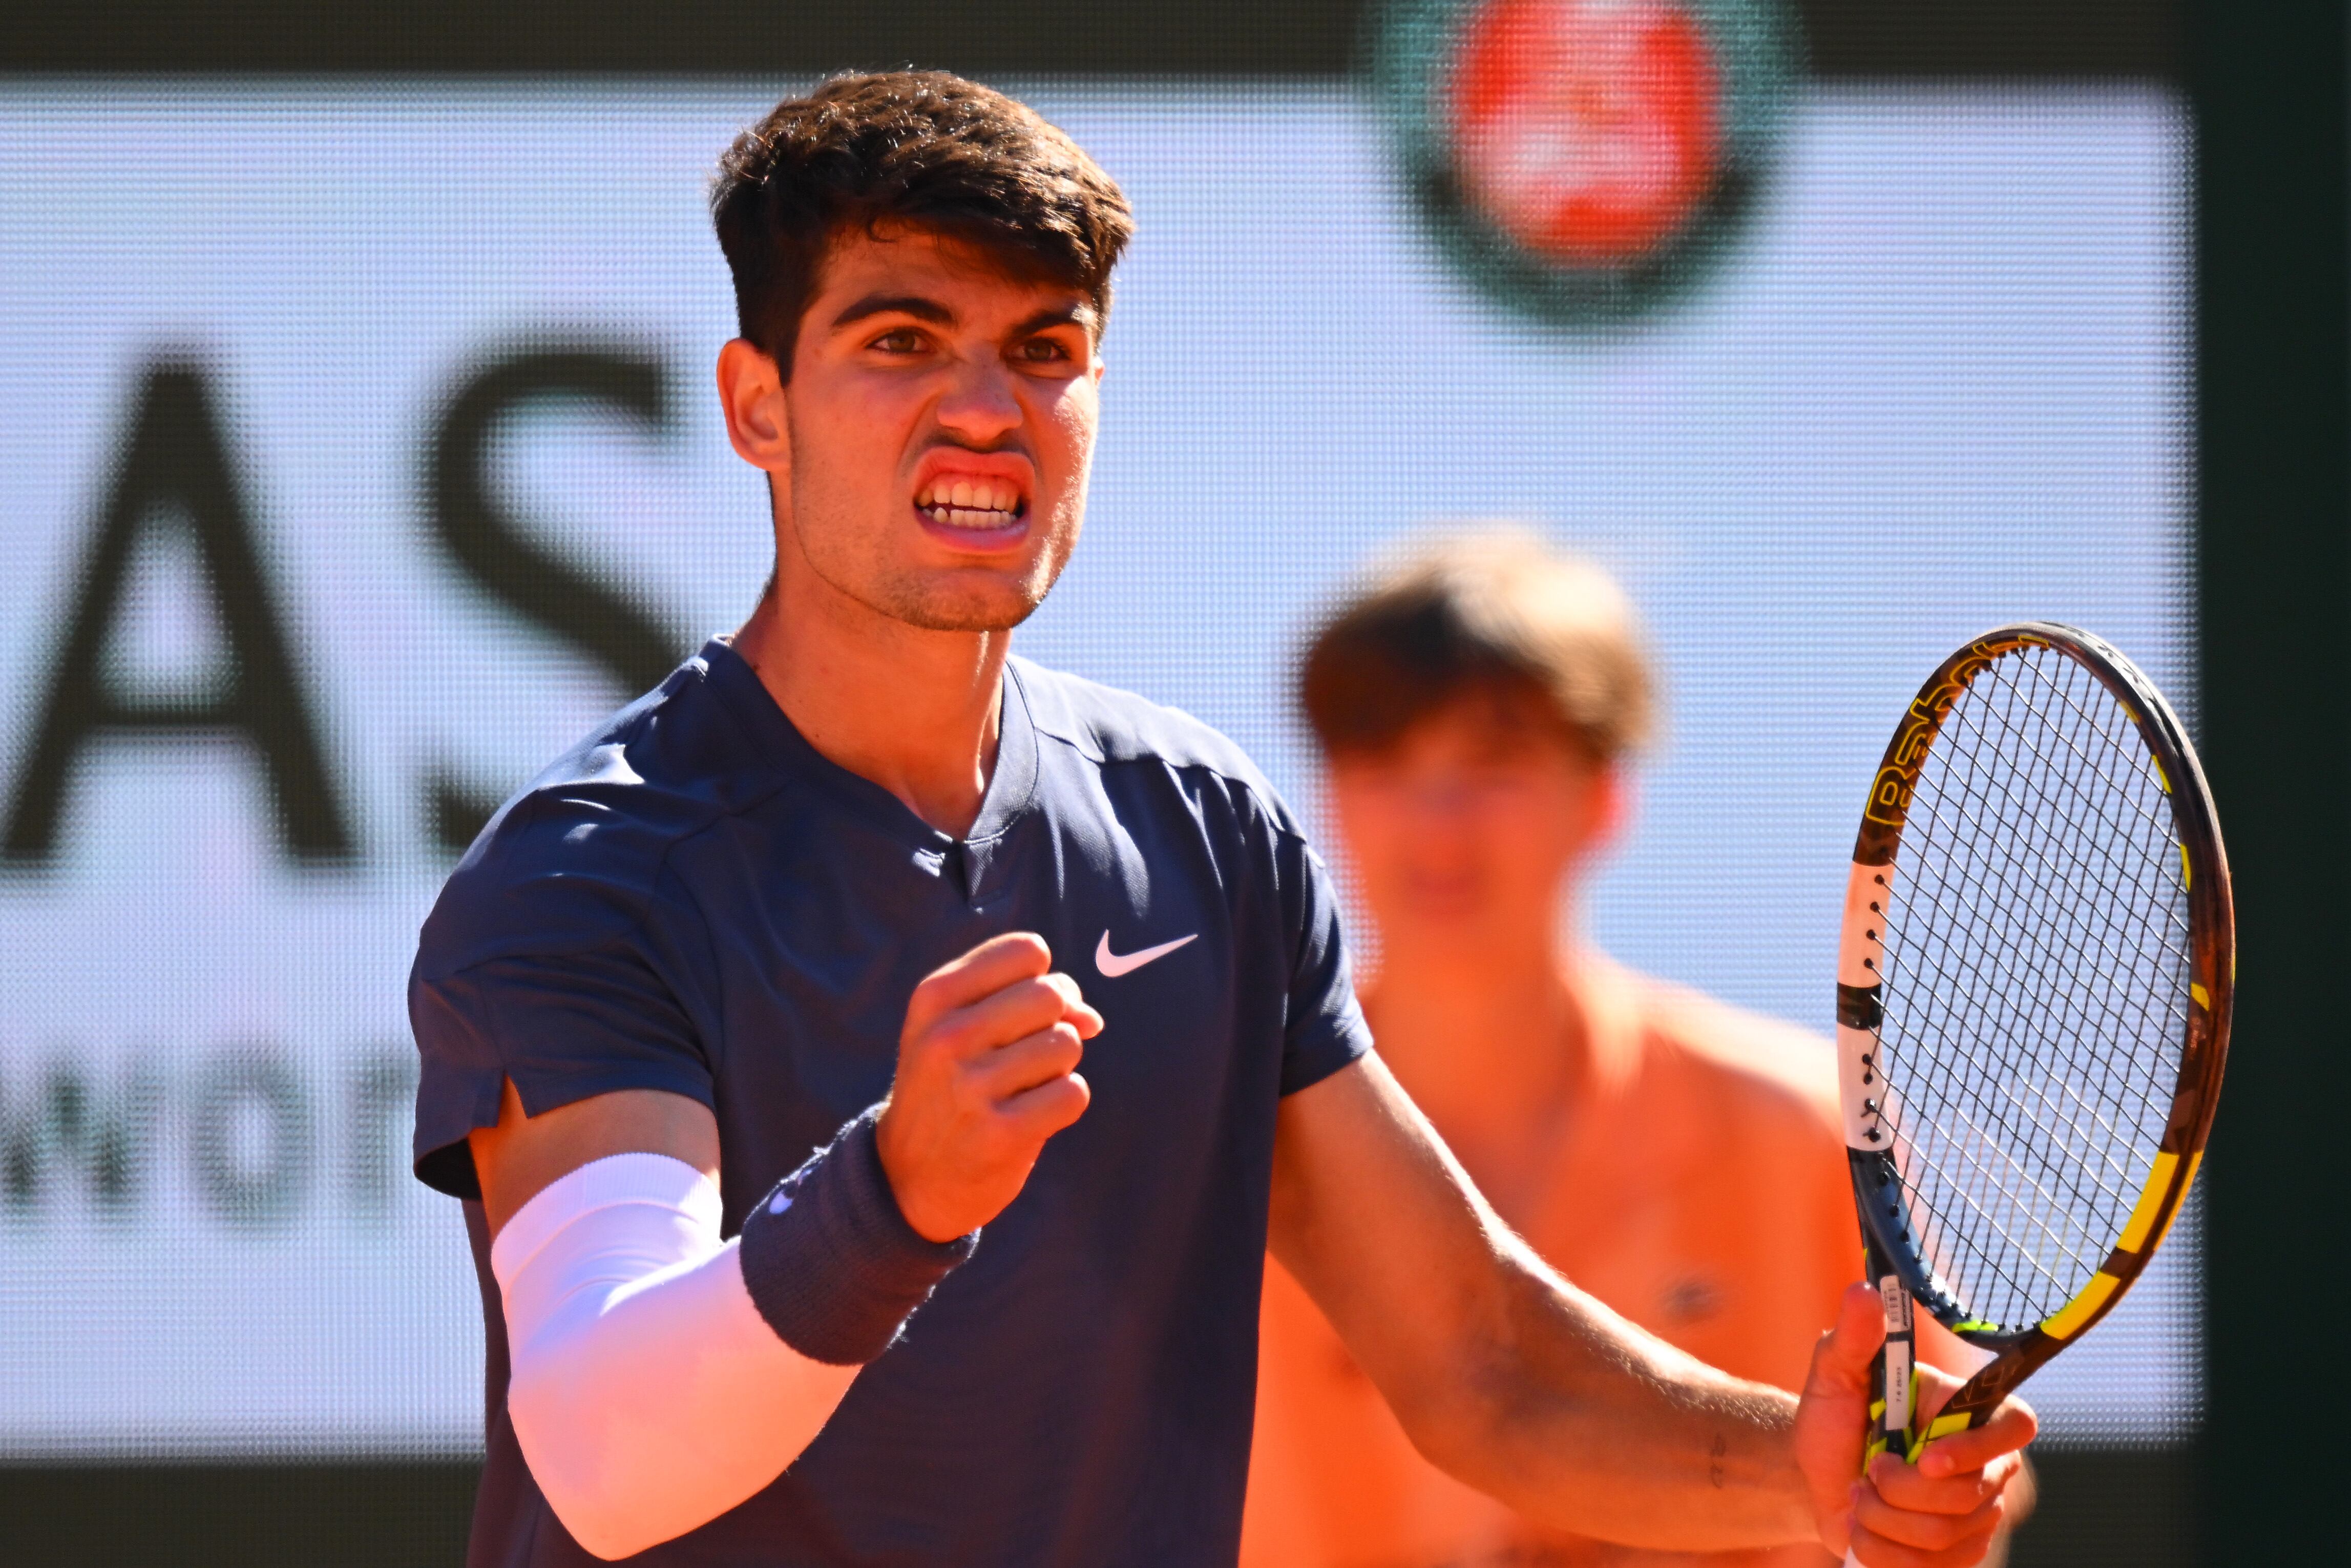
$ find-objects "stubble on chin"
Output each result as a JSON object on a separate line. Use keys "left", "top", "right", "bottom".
{"left": 875, "top": 575, "right": 1046, "bottom": 634}
{"left": 781, "top": 433, "right": 1084, "bottom": 633}
{"left": 794, "top": 520, "right": 1074, "bottom": 635}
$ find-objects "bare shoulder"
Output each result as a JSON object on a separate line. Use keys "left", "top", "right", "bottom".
{"left": 1618, "top": 965, "right": 1843, "bottom": 1144}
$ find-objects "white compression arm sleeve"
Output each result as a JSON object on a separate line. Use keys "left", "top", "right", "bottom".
{"left": 489, "top": 1153, "right": 861, "bottom": 1560}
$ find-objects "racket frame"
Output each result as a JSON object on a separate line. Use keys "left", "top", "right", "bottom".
{"left": 1835, "top": 622, "right": 2233, "bottom": 1461}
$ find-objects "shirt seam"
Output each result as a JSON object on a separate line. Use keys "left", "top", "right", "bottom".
{"left": 1028, "top": 726, "right": 1312, "bottom": 852}
{"left": 427, "top": 763, "right": 796, "bottom": 993}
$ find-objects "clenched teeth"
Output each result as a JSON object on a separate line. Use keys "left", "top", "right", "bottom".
{"left": 916, "top": 476, "right": 1024, "bottom": 528}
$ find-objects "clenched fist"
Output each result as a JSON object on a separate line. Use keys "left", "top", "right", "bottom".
{"left": 874, "top": 932, "right": 1104, "bottom": 1243}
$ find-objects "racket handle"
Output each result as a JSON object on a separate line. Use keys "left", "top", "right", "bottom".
{"left": 1866, "top": 1271, "right": 1917, "bottom": 1465}
{"left": 1844, "top": 1330, "right": 1889, "bottom": 1568}
{"left": 1859, "top": 1333, "right": 1888, "bottom": 1473}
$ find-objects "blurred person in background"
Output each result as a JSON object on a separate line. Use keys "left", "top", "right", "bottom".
{"left": 1242, "top": 530, "right": 2027, "bottom": 1568}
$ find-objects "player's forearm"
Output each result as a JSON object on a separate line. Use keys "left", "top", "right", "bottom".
{"left": 504, "top": 1222, "right": 859, "bottom": 1559}
{"left": 496, "top": 1112, "right": 975, "bottom": 1557}
{"left": 1268, "top": 1059, "right": 1815, "bottom": 1552}
{"left": 1416, "top": 1251, "right": 1816, "bottom": 1552}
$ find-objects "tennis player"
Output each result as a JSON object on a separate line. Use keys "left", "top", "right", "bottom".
{"left": 408, "top": 72, "right": 2033, "bottom": 1568}
{"left": 1241, "top": 534, "right": 2030, "bottom": 1567}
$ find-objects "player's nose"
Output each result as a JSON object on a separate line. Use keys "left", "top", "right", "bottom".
{"left": 933, "top": 356, "right": 1024, "bottom": 443}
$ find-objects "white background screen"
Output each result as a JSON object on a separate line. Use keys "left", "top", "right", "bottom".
{"left": 0, "top": 81, "right": 2192, "bottom": 1456}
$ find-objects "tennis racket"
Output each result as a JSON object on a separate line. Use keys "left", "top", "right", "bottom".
{"left": 1833, "top": 624, "right": 2231, "bottom": 1558}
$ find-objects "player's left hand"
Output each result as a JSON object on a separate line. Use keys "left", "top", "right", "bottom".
{"left": 1795, "top": 1283, "right": 2037, "bottom": 1567}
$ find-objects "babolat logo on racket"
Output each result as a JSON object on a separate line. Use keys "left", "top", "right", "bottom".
{"left": 1367, "top": 0, "right": 1798, "bottom": 327}
{"left": 1861, "top": 641, "right": 2016, "bottom": 830}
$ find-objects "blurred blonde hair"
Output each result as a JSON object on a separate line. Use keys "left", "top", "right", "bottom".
{"left": 1298, "top": 527, "right": 1654, "bottom": 762}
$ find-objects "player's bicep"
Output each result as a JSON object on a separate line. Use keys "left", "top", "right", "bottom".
{"left": 472, "top": 1079, "right": 720, "bottom": 1237}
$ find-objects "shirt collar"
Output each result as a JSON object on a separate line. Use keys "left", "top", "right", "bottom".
{"left": 699, "top": 636, "right": 1038, "bottom": 850}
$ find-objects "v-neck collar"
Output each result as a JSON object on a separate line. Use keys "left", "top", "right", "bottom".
{"left": 700, "top": 636, "right": 1039, "bottom": 852}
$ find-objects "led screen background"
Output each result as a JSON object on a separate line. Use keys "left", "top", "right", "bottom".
{"left": 0, "top": 75, "right": 2191, "bottom": 1458}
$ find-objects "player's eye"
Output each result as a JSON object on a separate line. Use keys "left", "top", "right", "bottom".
{"left": 1013, "top": 336, "right": 1074, "bottom": 364}
{"left": 868, "top": 327, "right": 926, "bottom": 353}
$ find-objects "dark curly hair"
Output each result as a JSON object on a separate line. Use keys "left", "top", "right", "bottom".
{"left": 711, "top": 72, "right": 1135, "bottom": 376}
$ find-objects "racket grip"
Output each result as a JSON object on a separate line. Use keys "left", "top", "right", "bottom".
{"left": 1858, "top": 1335, "right": 1888, "bottom": 1475}
{"left": 1843, "top": 1332, "right": 1888, "bottom": 1567}
{"left": 1866, "top": 1272, "right": 1917, "bottom": 1466}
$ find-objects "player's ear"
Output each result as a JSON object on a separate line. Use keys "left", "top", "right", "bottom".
{"left": 717, "top": 338, "right": 791, "bottom": 477}
{"left": 1577, "top": 761, "right": 1633, "bottom": 861}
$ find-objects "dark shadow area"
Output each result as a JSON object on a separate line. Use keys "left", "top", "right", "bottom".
{"left": 0, "top": 1461, "right": 480, "bottom": 1568}
{"left": 2193, "top": 1, "right": 2350, "bottom": 1563}
{"left": 0, "top": 1447, "right": 2193, "bottom": 1565}
{"left": 0, "top": 0, "right": 2177, "bottom": 80}
{"left": 2010, "top": 1444, "right": 2198, "bottom": 1567}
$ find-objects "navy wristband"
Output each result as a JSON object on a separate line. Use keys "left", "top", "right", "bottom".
{"left": 737, "top": 1106, "right": 978, "bottom": 1366}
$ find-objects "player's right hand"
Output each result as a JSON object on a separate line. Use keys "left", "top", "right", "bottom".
{"left": 874, "top": 932, "right": 1103, "bottom": 1243}
{"left": 1798, "top": 1284, "right": 2036, "bottom": 1567}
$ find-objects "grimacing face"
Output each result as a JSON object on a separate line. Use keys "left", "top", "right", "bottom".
{"left": 726, "top": 226, "right": 1105, "bottom": 634}
{"left": 1328, "top": 691, "right": 1621, "bottom": 962}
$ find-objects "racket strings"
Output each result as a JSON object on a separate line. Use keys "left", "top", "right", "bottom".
{"left": 1887, "top": 655, "right": 2185, "bottom": 1315}
{"left": 1891, "top": 668, "right": 2181, "bottom": 1312}
{"left": 1937, "top": 666, "right": 2181, "bottom": 1143}
{"left": 1873, "top": 644, "right": 2189, "bottom": 1331}
{"left": 1888, "top": 836, "right": 2164, "bottom": 1302}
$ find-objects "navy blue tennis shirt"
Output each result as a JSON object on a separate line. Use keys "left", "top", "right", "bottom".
{"left": 409, "top": 638, "right": 1373, "bottom": 1566}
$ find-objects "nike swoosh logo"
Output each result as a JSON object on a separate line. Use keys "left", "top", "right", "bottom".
{"left": 1095, "top": 929, "right": 1198, "bottom": 978}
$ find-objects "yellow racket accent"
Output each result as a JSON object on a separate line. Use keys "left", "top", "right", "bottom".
{"left": 1905, "top": 1410, "right": 1975, "bottom": 1462}
{"left": 2040, "top": 1270, "right": 2121, "bottom": 1341}
{"left": 2156, "top": 1151, "right": 2202, "bottom": 1251}
{"left": 2115, "top": 1150, "right": 2179, "bottom": 1253}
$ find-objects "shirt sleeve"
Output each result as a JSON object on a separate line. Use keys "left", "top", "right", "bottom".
{"left": 1275, "top": 830, "right": 1374, "bottom": 1096}
{"left": 409, "top": 818, "right": 718, "bottom": 1200}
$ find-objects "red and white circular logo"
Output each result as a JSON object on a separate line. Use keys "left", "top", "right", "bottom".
{"left": 1445, "top": 0, "right": 1724, "bottom": 264}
